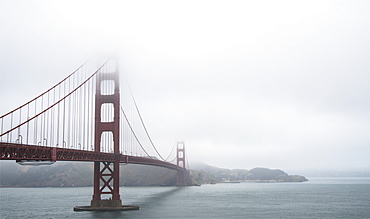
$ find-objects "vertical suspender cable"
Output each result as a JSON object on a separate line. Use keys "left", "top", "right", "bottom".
{"left": 26, "top": 104, "right": 29, "bottom": 144}
{"left": 62, "top": 80, "right": 66, "bottom": 148}
{"left": 50, "top": 89, "right": 54, "bottom": 146}
{"left": 82, "top": 67, "right": 85, "bottom": 150}
{"left": 0, "top": 61, "right": 89, "bottom": 145}
{"left": 79, "top": 67, "right": 83, "bottom": 149}
{"left": 76, "top": 68, "right": 79, "bottom": 149}
{"left": 68, "top": 77, "right": 71, "bottom": 147}
{"left": 0, "top": 117, "right": 2, "bottom": 142}
{"left": 9, "top": 113, "right": 12, "bottom": 142}
{"left": 47, "top": 91, "right": 50, "bottom": 146}
{"left": 18, "top": 108, "right": 21, "bottom": 143}
{"left": 46, "top": 93, "right": 49, "bottom": 146}
{"left": 47, "top": 96, "right": 49, "bottom": 146}
{"left": 41, "top": 95, "right": 44, "bottom": 145}
{"left": 87, "top": 70, "right": 91, "bottom": 150}
{"left": 34, "top": 100, "right": 37, "bottom": 145}
{"left": 57, "top": 80, "right": 61, "bottom": 146}
{"left": 120, "top": 105, "right": 150, "bottom": 157}
{"left": 72, "top": 77, "right": 75, "bottom": 148}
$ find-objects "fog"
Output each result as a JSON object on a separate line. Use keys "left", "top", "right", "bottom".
{"left": 1, "top": 0, "right": 369, "bottom": 172}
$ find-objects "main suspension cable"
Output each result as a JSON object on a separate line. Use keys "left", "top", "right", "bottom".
{"left": 164, "top": 141, "right": 177, "bottom": 161}
{"left": 120, "top": 105, "right": 150, "bottom": 157}
{"left": 0, "top": 61, "right": 107, "bottom": 138}
{"left": 126, "top": 83, "right": 167, "bottom": 161}
{"left": 0, "top": 60, "right": 89, "bottom": 119}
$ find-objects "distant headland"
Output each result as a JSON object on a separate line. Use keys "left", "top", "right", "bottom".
{"left": 189, "top": 162, "right": 308, "bottom": 184}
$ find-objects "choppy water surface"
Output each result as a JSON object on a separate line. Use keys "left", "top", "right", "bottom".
{"left": 1, "top": 178, "right": 369, "bottom": 218}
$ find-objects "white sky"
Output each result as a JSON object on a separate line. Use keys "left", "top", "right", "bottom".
{"left": 1, "top": 0, "right": 370, "bottom": 172}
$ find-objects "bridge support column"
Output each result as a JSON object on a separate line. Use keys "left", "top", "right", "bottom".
{"left": 91, "top": 161, "right": 121, "bottom": 207}
{"left": 176, "top": 141, "right": 187, "bottom": 186}
{"left": 91, "top": 63, "right": 122, "bottom": 207}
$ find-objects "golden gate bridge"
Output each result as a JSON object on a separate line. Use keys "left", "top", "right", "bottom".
{"left": 0, "top": 59, "right": 189, "bottom": 211}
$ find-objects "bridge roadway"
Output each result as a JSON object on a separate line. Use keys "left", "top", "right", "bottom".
{"left": 0, "top": 142, "right": 183, "bottom": 171}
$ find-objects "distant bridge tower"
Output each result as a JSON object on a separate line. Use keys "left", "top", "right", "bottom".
{"left": 176, "top": 141, "right": 187, "bottom": 186}
{"left": 91, "top": 63, "right": 122, "bottom": 208}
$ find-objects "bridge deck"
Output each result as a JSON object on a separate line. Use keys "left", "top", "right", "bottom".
{"left": 0, "top": 142, "right": 184, "bottom": 171}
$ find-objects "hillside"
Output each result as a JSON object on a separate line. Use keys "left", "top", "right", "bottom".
{"left": 0, "top": 161, "right": 307, "bottom": 187}
{"left": 190, "top": 162, "right": 308, "bottom": 183}
{"left": 0, "top": 161, "right": 185, "bottom": 187}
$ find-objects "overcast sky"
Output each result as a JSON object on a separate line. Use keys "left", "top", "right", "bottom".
{"left": 1, "top": 0, "right": 369, "bottom": 172}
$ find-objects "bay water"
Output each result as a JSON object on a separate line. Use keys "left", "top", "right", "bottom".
{"left": 1, "top": 177, "right": 369, "bottom": 218}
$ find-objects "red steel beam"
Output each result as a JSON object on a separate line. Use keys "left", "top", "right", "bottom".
{"left": 0, "top": 142, "right": 184, "bottom": 171}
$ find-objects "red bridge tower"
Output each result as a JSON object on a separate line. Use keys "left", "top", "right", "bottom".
{"left": 91, "top": 65, "right": 121, "bottom": 208}
{"left": 176, "top": 141, "right": 187, "bottom": 186}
